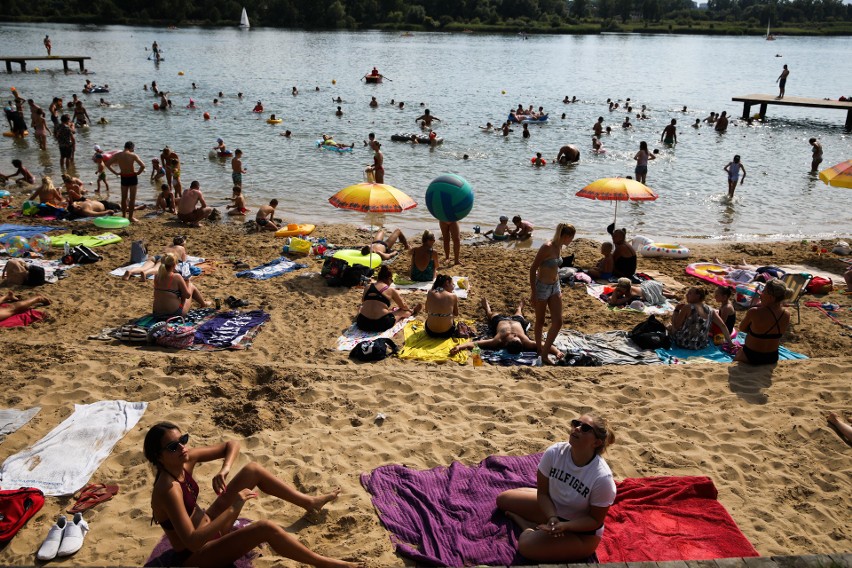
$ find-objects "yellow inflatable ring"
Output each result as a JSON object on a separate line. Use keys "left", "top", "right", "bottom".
{"left": 266, "top": 119, "right": 282, "bottom": 124}
{"left": 3, "top": 131, "right": 28, "bottom": 137}
{"left": 640, "top": 243, "right": 690, "bottom": 259}
{"left": 333, "top": 249, "right": 382, "bottom": 268}
{"left": 275, "top": 223, "right": 316, "bottom": 238}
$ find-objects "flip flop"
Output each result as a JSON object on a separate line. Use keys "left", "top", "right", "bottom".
{"left": 67, "top": 483, "right": 119, "bottom": 514}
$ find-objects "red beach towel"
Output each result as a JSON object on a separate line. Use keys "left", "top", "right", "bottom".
{"left": 0, "top": 308, "right": 44, "bottom": 328}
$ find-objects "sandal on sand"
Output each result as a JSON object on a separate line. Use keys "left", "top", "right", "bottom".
{"left": 67, "top": 483, "right": 119, "bottom": 514}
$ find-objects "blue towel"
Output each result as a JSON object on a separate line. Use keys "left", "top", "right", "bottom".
{"left": 0, "top": 223, "right": 58, "bottom": 243}
{"left": 656, "top": 332, "right": 807, "bottom": 363}
{"left": 235, "top": 257, "right": 306, "bottom": 280}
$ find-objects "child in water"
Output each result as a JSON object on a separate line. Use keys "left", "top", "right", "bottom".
{"left": 95, "top": 154, "right": 109, "bottom": 194}
{"left": 150, "top": 158, "right": 165, "bottom": 183}
{"left": 484, "top": 216, "right": 510, "bottom": 241}
{"left": 586, "top": 242, "right": 614, "bottom": 280}
{"left": 509, "top": 215, "right": 533, "bottom": 240}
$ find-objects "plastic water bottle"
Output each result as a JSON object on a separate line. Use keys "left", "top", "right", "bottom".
{"left": 471, "top": 346, "right": 483, "bottom": 367}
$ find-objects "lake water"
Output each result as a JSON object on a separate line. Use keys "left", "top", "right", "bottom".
{"left": 2, "top": 23, "right": 851, "bottom": 242}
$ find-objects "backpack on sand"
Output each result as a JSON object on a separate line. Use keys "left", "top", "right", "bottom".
{"left": 0, "top": 487, "right": 45, "bottom": 543}
{"left": 628, "top": 315, "right": 671, "bottom": 350}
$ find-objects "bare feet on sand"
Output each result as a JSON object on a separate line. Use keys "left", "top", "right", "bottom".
{"left": 307, "top": 487, "right": 341, "bottom": 515}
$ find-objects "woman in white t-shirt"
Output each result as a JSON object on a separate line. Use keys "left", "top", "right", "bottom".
{"left": 496, "top": 414, "right": 616, "bottom": 562}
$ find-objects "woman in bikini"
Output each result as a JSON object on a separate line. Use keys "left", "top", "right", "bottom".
{"left": 32, "top": 109, "right": 51, "bottom": 151}
{"left": 144, "top": 422, "right": 358, "bottom": 568}
{"left": 152, "top": 253, "right": 208, "bottom": 316}
{"left": 610, "top": 228, "right": 637, "bottom": 279}
{"left": 496, "top": 413, "right": 616, "bottom": 562}
{"left": 356, "top": 266, "right": 420, "bottom": 332}
{"left": 410, "top": 230, "right": 439, "bottom": 282}
{"left": 424, "top": 275, "right": 458, "bottom": 338}
{"left": 529, "top": 223, "right": 575, "bottom": 363}
{"left": 735, "top": 279, "right": 790, "bottom": 365}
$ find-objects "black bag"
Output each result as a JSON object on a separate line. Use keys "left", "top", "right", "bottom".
{"left": 628, "top": 315, "right": 671, "bottom": 349}
{"left": 130, "top": 240, "right": 148, "bottom": 264}
{"left": 350, "top": 338, "right": 398, "bottom": 362}
{"left": 321, "top": 257, "right": 349, "bottom": 287}
{"left": 557, "top": 350, "right": 602, "bottom": 367}
{"left": 341, "top": 264, "right": 374, "bottom": 287}
{"left": 65, "top": 245, "right": 102, "bottom": 265}
{"left": 25, "top": 265, "right": 46, "bottom": 286}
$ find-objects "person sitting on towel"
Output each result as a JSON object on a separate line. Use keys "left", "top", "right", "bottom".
{"left": 734, "top": 279, "right": 790, "bottom": 365}
{"left": 152, "top": 252, "right": 209, "bottom": 317}
{"left": 356, "top": 265, "right": 421, "bottom": 332}
{"left": 450, "top": 297, "right": 562, "bottom": 358}
{"left": 608, "top": 277, "right": 678, "bottom": 307}
{"left": 495, "top": 413, "right": 616, "bottom": 562}
{"left": 0, "top": 290, "right": 50, "bottom": 322}
{"left": 609, "top": 227, "right": 637, "bottom": 279}
{"left": 144, "top": 422, "right": 359, "bottom": 568}
{"left": 424, "top": 274, "right": 459, "bottom": 338}
{"left": 669, "top": 286, "right": 733, "bottom": 350}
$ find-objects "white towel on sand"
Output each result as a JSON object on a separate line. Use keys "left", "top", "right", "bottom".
{"left": 0, "top": 407, "right": 41, "bottom": 443}
{"left": 0, "top": 400, "right": 147, "bottom": 496}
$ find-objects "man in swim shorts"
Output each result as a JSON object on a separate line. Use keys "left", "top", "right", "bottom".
{"left": 449, "top": 298, "right": 562, "bottom": 357}
{"left": 361, "top": 228, "right": 409, "bottom": 260}
{"left": 484, "top": 216, "right": 510, "bottom": 241}
{"left": 660, "top": 119, "right": 677, "bottom": 145}
{"left": 414, "top": 109, "right": 441, "bottom": 128}
{"left": 231, "top": 149, "right": 246, "bottom": 187}
{"left": 106, "top": 141, "right": 145, "bottom": 223}
{"left": 55, "top": 114, "right": 75, "bottom": 170}
{"left": 255, "top": 199, "right": 279, "bottom": 231}
{"left": 66, "top": 198, "right": 124, "bottom": 218}
{"left": 177, "top": 180, "right": 213, "bottom": 227}
{"left": 776, "top": 64, "right": 789, "bottom": 99}
{"left": 557, "top": 145, "right": 580, "bottom": 164}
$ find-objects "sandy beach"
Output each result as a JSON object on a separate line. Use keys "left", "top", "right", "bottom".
{"left": 0, "top": 214, "right": 850, "bottom": 566}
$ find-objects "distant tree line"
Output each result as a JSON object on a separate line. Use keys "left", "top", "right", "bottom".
{"left": 1, "top": 0, "right": 849, "bottom": 29}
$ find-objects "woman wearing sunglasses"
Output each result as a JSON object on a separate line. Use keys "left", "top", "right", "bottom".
{"left": 496, "top": 414, "right": 616, "bottom": 562}
{"left": 143, "top": 422, "right": 358, "bottom": 568}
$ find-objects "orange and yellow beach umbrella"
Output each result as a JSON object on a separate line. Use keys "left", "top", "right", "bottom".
{"left": 819, "top": 160, "right": 852, "bottom": 189}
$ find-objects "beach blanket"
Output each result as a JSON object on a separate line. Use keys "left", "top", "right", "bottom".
{"left": 190, "top": 310, "right": 270, "bottom": 351}
{"left": 554, "top": 330, "right": 663, "bottom": 366}
{"left": 0, "top": 407, "right": 40, "bottom": 444}
{"left": 0, "top": 307, "right": 45, "bottom": 327}
{"left": 49, "top": 232, "right": 122, "bottom": 248}
{"left": 392, "top": 275, "right": 470, "bottom": 299}
{"left": 397, "top": 320, "right": 469, "bottom": 364}
{"left": 235, "top": 256, "right": 307, "bottom": 280}
{"left": 586, "top": 283, "right": 674, "bottom": 315}
{"left": 0, "top": 258, "right": 73, "bottom": 284}
{"left": 145, "top": 518, "right": 255, "bottom": 567}
{"left": 361, "top": 455, "right": 758, "bottom": 566}
{"left": 779, "top": 264, "right": 845, "bottom": 282}
{"left": 0, "top": 400, "right": 147, "bottom": 496}
{"left": 0, "top": 223, "right": 58, "bottom": 244}
{"left": 109, "top": 256, "right": 205, "bottom": 279}
{"left": 336, "top": 316, "right": 413, "bottom": 351}
{"left": 656, "top": 332, "right": 808, "bottom": 364}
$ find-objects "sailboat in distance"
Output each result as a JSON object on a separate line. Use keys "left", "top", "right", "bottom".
{"left": 766, "top": 20, "right": 776, "bottom": 40}
{"left": 240, "top": 7, "right": 250, "bottom": 29}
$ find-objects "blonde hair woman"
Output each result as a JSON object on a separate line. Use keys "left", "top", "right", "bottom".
{"left": 153, "top": 253, "right": 208, "bottom": 317}
{"left": 529, "top": 223, "right": 575, "bottom": 363}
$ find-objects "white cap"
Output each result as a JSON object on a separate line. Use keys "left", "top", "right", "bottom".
{"left": 93, "top": 144, "right": 102, "bottom": 152}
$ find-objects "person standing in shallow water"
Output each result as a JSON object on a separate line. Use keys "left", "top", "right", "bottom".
{"left": 809, "top": 138, "right": 823, "bottom": 173}
{"left": 724, "top": 155, "right": 746, "bottom": 198}
{"left": 44, "top": 35, "right": 51, "bottom": 55}
{"left": 776, "top": 64, "right": 789, "bottom": 99}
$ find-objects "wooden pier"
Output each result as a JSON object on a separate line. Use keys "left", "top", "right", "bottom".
{"left": 0, "top": 55, "right": 91, "bottom": 74}
{"left": 732, "top": 94, "right": 852, "bottom": 130}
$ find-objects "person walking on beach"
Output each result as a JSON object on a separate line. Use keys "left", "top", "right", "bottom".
{"left": 776, "top": 64, "right": 789, "bottom": 99}
{"left": 724, "top": 155, "right": 746, "bottom": 198}
{"left": 529, "top": 223, "right": 575, "bottom": 364}
{"left": 660, "top": 119, "right": 677, "bottom": 145}
{"left": 106, "top": 141, "right": 145, "bottom": 223}
{"left": 809, "top": 138, "right": 823, "bottom": 173}
{"left": 43, "top": 35, "right": 51, "bottom": 56}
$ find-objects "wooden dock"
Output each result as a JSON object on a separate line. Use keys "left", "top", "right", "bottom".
{"left": 0, "top": 55, "right": 91, "bottom": 74}
{"left": 461, "top": 554, "right": 852, "bottom": 568}
{"left": 732, "top": 94, "right": 852, "bottom": 130}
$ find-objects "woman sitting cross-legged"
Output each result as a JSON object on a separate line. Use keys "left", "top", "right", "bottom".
{"left": 152, "top": 252, "right": 209, "bottom": 317}
{"left": 356, "top": 265, "right": 421, "bottom": 332}
{"left": 424, "top": 274, "right": 459, "bottom": 338}
{"left": 144, "top": 422, "right": 359, "bottom": 568}
{"left": 496, "top": 413, "right": 616, "bottom": 562}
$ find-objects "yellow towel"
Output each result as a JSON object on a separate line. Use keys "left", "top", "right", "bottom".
{"left": 398, "top": 321, "right": 470, "bottom": 364}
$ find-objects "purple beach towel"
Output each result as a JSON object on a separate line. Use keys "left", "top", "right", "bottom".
{"left": 360, "top": 454, "right": 543, "bottom": 566}
{"left": 145, "top": 518, "right": 256, "bottom": 567}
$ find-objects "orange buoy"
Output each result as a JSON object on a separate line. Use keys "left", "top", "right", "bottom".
{"left": 153, "top": 103, "right": 159, "bottom": 110}
{"left": 203, "top": 112, "right": 210, "bottom": 120}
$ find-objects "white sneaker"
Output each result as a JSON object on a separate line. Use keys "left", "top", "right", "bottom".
{"left": 56, "top": 512, "right": 89, "bottom": 557}
{"left": 36, "top": 515, "right": 67, "bottom": 561}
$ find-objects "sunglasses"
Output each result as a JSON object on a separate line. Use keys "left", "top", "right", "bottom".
{"left": 571, "top": 419, "right": 605, "bottom": 437}
{"left": 162, "top": 433, "right": 189, "bottom": 453}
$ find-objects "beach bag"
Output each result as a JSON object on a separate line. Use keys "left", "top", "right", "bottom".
{"left": 26, "top": 265, "right": 46, "bottom": 286}
{"left": 0, "top": 487, "right": 45, "bottom": 543}
{"left": 63, "top": 245, "right": 102, "bottom": 265}
{"left": 149, "top": 316, "right": 198, "bottom": 349}
{"left": 341, "top": 264, "right": 374, "bottom": 288}
{"left": 288, "top": 237, "right": 312, "bottom": 256}
{"left": 130, "top": 240, "right": 148, "bottom": 264}
{"left": 321, "top": 257, "right": 349, "bottom": 287}
{"left": 350, "top": 338, "right": 397, "bottom": 362}
{"left": 557, "top": 350, "right": 602, "bottom": 367}
{"left": 114, "top": 323, "right": 150, "bottom": 343}
{"left": 628, "top": 315, "right": 671, "bottom": 350}
{"left": 806, "top": 276, "right": 833, "bottom": 295}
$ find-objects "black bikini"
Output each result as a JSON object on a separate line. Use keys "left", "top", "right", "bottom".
{"left": 363, "top": 283, "right": 391, "bottom": 307}
{"left": 742, "top": 308, "right": 785, "bottom": 365}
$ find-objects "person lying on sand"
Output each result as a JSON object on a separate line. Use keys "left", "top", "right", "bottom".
{"left": 608, "top": 277, "right": 678, "bottom": 307}
{"left": 450, "top": 297, "right": 562, "bottom": 358}
{"left": 124, "top": 236, "right": 187, "bottom": 281}
{"left": 67, "top": 198, "right": 131, "bottom": 218}
{"left": 361, "top": 228, "right": 409, "bottom": 261}
{"left": 144, "top": 422, "right": 359, "bottom": 568}
{"left": 0, "top": 291, "right": 50, "bottom": 322}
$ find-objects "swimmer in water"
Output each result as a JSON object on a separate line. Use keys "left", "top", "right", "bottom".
{"left": 532, "top": 152, "right": 545, "bottom": 166}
